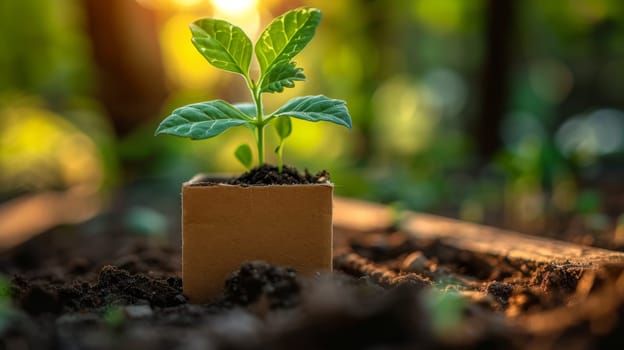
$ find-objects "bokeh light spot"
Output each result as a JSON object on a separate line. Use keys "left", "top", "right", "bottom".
{"left": 372, "top": 76, "right": 440, "bottom": 156}
{"left": 556, "top": 109, "right": 624, "bottom": 163}
{"left": 0, "top": 104, "right": 103, "bottom": 193}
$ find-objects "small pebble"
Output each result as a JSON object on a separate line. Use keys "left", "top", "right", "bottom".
{"left": 402, "top": 252, "right": 429, "bottom": 273}
{"left": 124, "top": 305, "right": 153, "bottom": 318}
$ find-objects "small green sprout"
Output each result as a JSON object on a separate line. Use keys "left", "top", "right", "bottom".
{"left": 234, "top": 144, "right": 253, "bottom": 170}
{"left": 423, "top": 289, "right": 466, "bottom": 338}
{"left": 274, "top": 116, "right": 292, "bottom": 173}
{"left": 155, "top": 7, "right": 352, "bottom": 170}
{"left": 103, "top": 306, "right": 126, "bottom": 331}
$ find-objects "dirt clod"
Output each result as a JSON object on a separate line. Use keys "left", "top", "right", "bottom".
{"left": 531, "top": 263, "right": 583, "bottom": 294}
{"left": 223, "top": 261, "right": 300, "bottom": 309}
{"left": 94, "top": 265, "right": 185, "bottom": 308}
{"left": 11, "top": 265, "right": 187, "bottom": 316}
{"left": 334, "top": 252, "right": 431, "bottom": 289}
{"left": 487, "top": 281, "right": 515, "bottom": 307}
{"left": 13, "top": 279, "right": 62, "bottom": 315}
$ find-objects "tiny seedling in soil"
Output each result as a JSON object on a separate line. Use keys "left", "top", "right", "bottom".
{"left": 155, "top": 7, "right": 352, "bottom": 172}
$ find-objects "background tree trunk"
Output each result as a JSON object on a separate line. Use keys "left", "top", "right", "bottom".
{"left": 81, "top": 0, "right": 168, "bottom": 136}
{"left": 475, "top": 0, "right": 516, "bottom": 161}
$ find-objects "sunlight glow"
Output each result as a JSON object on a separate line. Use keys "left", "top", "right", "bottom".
{"left": 161, "top": 14, "right": 219, "bottom": 88}
{"left": 136, "top": 0, "right": 206, "bottom": 10}
{"left": 210, "top": 0, "right": 260, "bottom": 38}
{"left": 172, "top": 0, "right": 204, "bottom": 7}
{"left": 211, "top": 0, "right": 257, "bottom": 15}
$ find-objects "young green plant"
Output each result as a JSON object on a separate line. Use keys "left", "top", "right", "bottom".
{"left": 155, "top": 7, "right": 352, "bottom": 170}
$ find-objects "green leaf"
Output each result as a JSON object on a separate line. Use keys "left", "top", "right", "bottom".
{"left": 155, "top": 100, "right": 251, "bottom": 140}
{"left": 255, "top": 7, "right": 321, "bottom": 79}
{"left": 233, "top": 102, "right": 256, "bottom": 118}
{"left": 274, "top": 116, "right": 292, "bottom": 139}
{"left": 271, "top": 95, "right": 352, "bottom": 129}
{"left": 233, "top": 103, "right": 257, "bottom": 132}
{"left": 234, "top": 144, "right": 253, "bottom": 169}
{"left": 260, "top": 61, "right": 306, "bottom": 93}
{"left": 190, "top": 18, "right": 252, "bottom": 76}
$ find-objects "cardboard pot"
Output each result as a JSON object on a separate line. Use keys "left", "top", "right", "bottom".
{"left": 182, "top": 177, "right": 333, "bottom": 303}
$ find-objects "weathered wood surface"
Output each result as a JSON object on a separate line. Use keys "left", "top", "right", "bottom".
{"left": 333, "top": 197, "right": 624, "bottom": 267}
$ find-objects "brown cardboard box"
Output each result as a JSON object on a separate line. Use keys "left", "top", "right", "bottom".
{"left": 182, "top": 180, "right": 333, "bottom": 303}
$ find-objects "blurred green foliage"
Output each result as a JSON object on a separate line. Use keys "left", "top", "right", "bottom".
{"left": 1, "top": 0, "right": 623, "bottom": 236}
{"left": 423, "top": 289, "right": 466, "bottom": 339}
{"left": 0, "top": 0, "right": 91, "bottom": 100}
{"left": 0, "top": 274, "right": 14, "bottom": 335}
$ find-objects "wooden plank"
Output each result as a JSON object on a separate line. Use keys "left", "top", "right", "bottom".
{"left": 333, "top": 197, "right": 624, "bottom": 266}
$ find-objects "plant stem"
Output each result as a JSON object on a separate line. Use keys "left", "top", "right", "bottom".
{"left": 253, "top": 86, "right": 265, "bottom": 166}
{"left": 245, "top": 76, "right": 266, "bottom": 167}
{"left": 256, "top": 124, "right": 265, "bottom": 165}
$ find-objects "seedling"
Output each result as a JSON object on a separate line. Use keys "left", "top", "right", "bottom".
{"left": 155, "top": 7, "right": 352, "bottom": 172}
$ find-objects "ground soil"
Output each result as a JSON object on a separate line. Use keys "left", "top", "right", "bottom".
{"left": 1, "top": 168, "right": 624, "bottom": 349}
{"left": 2, "top": 223, "right": 624, "bottom": 350}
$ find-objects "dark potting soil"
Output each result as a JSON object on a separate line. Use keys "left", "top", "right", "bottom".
{"left": 191, "top": 164, "right": 331, "bottom": 186}
{"left": 2, "top": 226, "right": 624, "bottom": 349}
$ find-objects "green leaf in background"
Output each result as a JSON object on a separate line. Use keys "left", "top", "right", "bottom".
{"left": 255, "top": 8, "right": 321, "bottom": 80}
{"left": 260, "top": 61, "right": 306, "bottom": 93}
{"left": 274, "top": 116, "right": 292, "bottom": 139}
{"left": 234, "top": 144, "right": 253, "bottom": 169}
{"left": 155, "top": 100, "right": 252, "bottom": 140}
{"left": 271, "top": 95, "right": 353, "bottom": 129}
{"left": 190, "top": 19, "right": 252, "bottom": 76}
